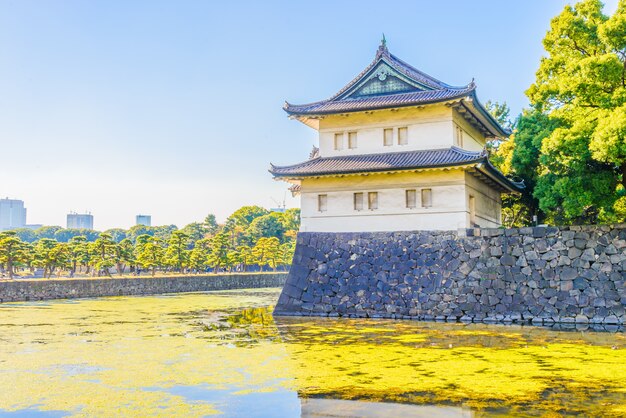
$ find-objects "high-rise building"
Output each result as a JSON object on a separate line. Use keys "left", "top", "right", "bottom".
{"left": 0, "top": 198, "right": 27, "bottom": 231}
{"left": 67, "top": 213, "right": 94, "bottom": 230}
{"left": 136, "top": 214, "right": 151, "bottom": 226}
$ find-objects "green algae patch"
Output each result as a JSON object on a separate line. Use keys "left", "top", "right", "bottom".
{"left": 0, "top": 288, "right": 624, "bottom": 417}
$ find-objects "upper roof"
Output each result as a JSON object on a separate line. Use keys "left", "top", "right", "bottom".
{"left": 269, "top": 147, "right": 523, "bottom": 193}
{"left": 284, "top": 40, "right": 509, "bottom": 138}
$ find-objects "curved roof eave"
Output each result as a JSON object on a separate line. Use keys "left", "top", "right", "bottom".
{"left": 466, "top": 91, "right": 511, "bottom": 138}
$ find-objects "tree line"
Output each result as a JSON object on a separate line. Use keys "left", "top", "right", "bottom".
{"left": 0, "top": 206, "right": 299, "bottom": 279}
{"left": 489, "top": 0, "right": 626, "bottom": 227}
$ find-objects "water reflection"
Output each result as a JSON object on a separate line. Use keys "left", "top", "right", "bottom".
{"left": 0, "top": 289, "right": 623, "bottom": 417}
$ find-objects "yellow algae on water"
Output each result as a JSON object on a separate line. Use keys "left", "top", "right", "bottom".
{"left": 0, "top": 288, "right": 624, "bottom": 417}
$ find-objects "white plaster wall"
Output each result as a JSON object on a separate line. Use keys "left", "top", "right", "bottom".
{"left": 317, "top": 105, "right": 456, "bottom": 157}
{"left": 452, "top": 110, "right": 487, "bottom": 152}
{"left": 464, "top": 172, "right": 502, "bottom": 227}
{"left": 301, "top": 211, "right": 468, "bottom": 232}
{"left": 299, "top": 169, "right": 473, "bottom": 232}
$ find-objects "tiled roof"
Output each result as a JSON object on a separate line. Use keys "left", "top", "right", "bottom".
{"left": 270, "top": 147, "right": 523, "bottom": 193}
{"left": 284, "top": 42, "right": 474, "bottom": 117}
{"left": 284, "top": 86, "right": 475, "bottom": 116}
{"left": 270, "top": 147, "right": 485, "bottom": 177}
{"left": 282, "top": 42, "right": 509, "bottom": 138}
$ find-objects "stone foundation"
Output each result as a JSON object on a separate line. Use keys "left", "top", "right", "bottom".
{"left": 275, "top": 226, "right": 626, "bottom": 324}
{"left": 0, "top": 273, "right": 287, "bottom": 303}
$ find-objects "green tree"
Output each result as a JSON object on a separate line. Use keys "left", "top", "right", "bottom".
{"left": 127, "top": 225, "right": 155, "bottom": 243}
{"left": 33, "top": 239, "right": 69, "bottom": 278}
{"left": 67, "top": 236, "right": 89, "bottom": 276}
{"left": 0, "top": 232, "right": 29, "bottom": 279}
{"left": 491, "top": 108, "right": 562, "bottom": 226}
{"left": 227, "top": 249, "right": 242, "bottom": 272}
{"left": 207, "top": 232, "right": 230, "bottom": 272}
{"left": 180, "top": 222, "right": 207, "bottom": 244}
{"left": 104, "top": 228, "right": 127, "bottom": 243}
{"left": 279, "top": 208, "right": 301, "bottom": 233}
{"left": 204, "top": 214, "right": 220, "bottom": 235}
{"left": 136, "top": 237, "right": 164, "bottom": 276}
{"left": 252, "top": 237, "right": 281, "bottom": 271}
{"left": 9, "top": 228, "right": 38, "bottom": 243}
{"left": 279, "top": 241, "right": 296, "bottom": 268}
{"left": 527, "top": 0, "right": 626, "bottom": 223}
{"left": 227, "top": 206, "right": 270, "bottom": 228}
{"left": 114, "top": 238, "right": 135, "bottom": 275}
{"left": 90, "top": 233, "right": 117, "bottom": 277}
{"left": 237, "top": 245, "right": 254, "bottom": 272}
{"left": 165, "top": 231, "right": 190, "bottom": 272}
{"left": 247, "top": 212, "right": 286, "bottom": 242}
{"left": 189, "top": 238, "right": 210, "bottom": 272}
{"left": 153, "top": 225, "right": 178, "bottom": 242}
{"left": 35, "top": 226, "right": 63, "bottom": 240}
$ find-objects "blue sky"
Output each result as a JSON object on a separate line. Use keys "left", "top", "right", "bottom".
{"left": 0, "top": 0, "right": 619, "bottom": 230}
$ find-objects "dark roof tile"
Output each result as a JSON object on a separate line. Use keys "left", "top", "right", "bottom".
{"left": 270, "top": 147, "right": 485, "bottom": 177}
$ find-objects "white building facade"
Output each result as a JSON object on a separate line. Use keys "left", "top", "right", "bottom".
{"left": 136, "top": 215, "right": 151, "bottom": 226}
{"left": 271, "top": 41, "right": 521, "bottom": 232}
{"left": 67, "top": 213, "right": 94, "bottom": 230}
{"left": 0, "top": 198, "right": 27, "bottom": 231}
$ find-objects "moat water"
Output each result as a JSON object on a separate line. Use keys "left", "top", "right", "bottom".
{"left": 0, "top": 288, "right": 624, "bottom": 417}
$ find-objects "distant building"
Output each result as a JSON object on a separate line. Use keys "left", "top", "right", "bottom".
{"left": 67, "top": 213, "right": 94, "bottom": 230}
{"left": 136, "top": 214, "right": 151, "bottom": 227}
{"left": 0, "top": 198, "right": 27, "bottom": 231}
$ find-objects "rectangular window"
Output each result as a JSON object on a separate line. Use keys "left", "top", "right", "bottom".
{"left": 354, "top": 192, "right": 364, "bottom": 211}
{"left": 368, "top": 192, "right": 378, "bottom": 210}
{"left": 406, "top": 189, "right": 416, "bottom": 209}
{"left": 334, "top": 133, "right": 344, "bottom": 150}
{"left": 348, "top": 132, "right": 357, "bottom": 149}
{"left": 383, "top": 128, "right": 393, "bottom": 146}
{"left": 421, "top": 188, "right": 432, "bottom": 208}
{"left": 318, "top": 194, "right": 327, "bottom": 212}
{"left": 398, "top": 127, "right": 408, "bottom": 145}
{"left": 455, "top": 125, "right": 464, "bottom": 147}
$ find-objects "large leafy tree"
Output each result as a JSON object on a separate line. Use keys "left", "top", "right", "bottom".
{"left": 527, "top": 0, "right": 626, "bottom": 222}
{"left": 492, "top": 108, "right": 561, "bottom": 226}
{"left": 9, "top": 228, "right": 38, "bottom": 243}
{"left": 35, "top": 226, "right": 63, "bottom": 240}
{"left": 179, "top": 222, "right": 207, "bottom": 244}
{"left": 247, "top": 212, "right": 286, "bottom": 242}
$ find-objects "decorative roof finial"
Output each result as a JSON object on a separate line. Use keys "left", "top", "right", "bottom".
{"left": 381, "top": 33, "right": 387, "bottom": 48}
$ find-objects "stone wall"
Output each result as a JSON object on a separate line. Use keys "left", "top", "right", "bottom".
{"left": 0, "top": 273, "right": 288, "bottom": 303}
{"left": 275, "top": 226, "right": 626, "bottom": 325}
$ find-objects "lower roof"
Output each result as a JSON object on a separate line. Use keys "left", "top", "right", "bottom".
{"left": 269, "top": 147, "right": 523, "bottom": 193}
